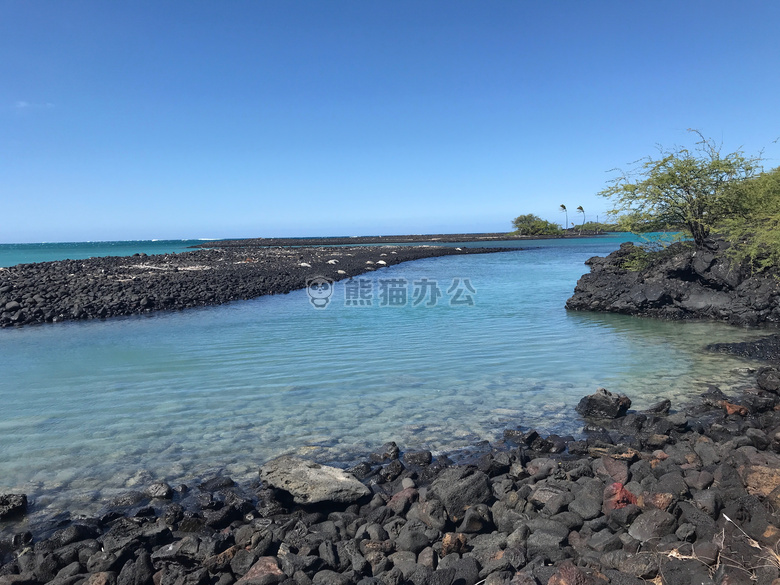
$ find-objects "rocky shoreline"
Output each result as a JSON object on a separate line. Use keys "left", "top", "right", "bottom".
{"left": 0, "top": 246, "right": 513, "bottom": 328}
{"left": 4, "top": 367, "right": 780, "bottom": 585}
{"left": 565, "top": 239, "right": 780, "bottom": 326}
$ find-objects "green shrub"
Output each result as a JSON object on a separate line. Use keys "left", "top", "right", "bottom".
{"left": 618, "top": 246, "right": 651, "bottom": 271}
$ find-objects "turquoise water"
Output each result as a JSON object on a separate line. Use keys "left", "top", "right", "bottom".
{"left": 0, "top": 239, "right": 213, "bottom": 267}
{"left": 0, "top": 236, "right": 765, "bottom": 526}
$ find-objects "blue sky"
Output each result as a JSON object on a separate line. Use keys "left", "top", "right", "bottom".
{"left": 2, "top": 1, "right": 779, "bottom": 243}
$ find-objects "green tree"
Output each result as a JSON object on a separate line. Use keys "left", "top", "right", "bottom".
{"left": 511, "top": 214, "right": 562, "bottom": 236}
{"left": 559, "top": 204, "right": 568, "bottom": 233}
{"left": 599, "top": 130, "right": 763, "bottom": 247}
{"left": 576, "top": 206, "right": 585, "bottom": 234}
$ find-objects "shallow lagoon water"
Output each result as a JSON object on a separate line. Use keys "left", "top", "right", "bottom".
{"left": 0, "top": 235, "right": 767, "bottom": 524}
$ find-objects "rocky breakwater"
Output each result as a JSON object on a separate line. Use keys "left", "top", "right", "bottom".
{"left": 566, "top": 238, "right": 780, "bottom": 325}
{"left": 6, "top": 373, "right": 780, "bottom": 584}
{"left": 191, "top": 235, "right": 530, "bottom": 247}
{"left": 0, "top": 246, "right": 512, "bottom": 328}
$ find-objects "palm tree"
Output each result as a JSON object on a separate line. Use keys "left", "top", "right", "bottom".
{"left": 576, "top": 206, "right": 585, "bottom": 235}
{"left": 559, "top": 205, "right": 568, "bottom": 235}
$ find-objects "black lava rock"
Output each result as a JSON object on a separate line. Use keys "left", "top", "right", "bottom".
{"left": 576, "top": 388, "right": 632, "bottom": 419}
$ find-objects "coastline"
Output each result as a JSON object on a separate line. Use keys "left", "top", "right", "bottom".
{"left": 0, "top": 245, "right": 514, "bottom": 328}
{"left": 4, "top": 237, "right": 780, "bottom": 583}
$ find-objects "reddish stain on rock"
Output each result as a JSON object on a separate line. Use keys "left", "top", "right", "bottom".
{"left": 387, "top": 487, "right": 418, "bottom": 514}
{"left": 602, "top": 482, "right": 637, "bottom": 514}
{"left": 237, "top": 557, "right": 283, "bottom": 584}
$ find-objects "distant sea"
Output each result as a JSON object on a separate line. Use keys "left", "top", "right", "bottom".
{"left": 0, "top": 235, "right": 764, "bottom": 532}
{"left": 0, "top": 239, "right": 215, "bottom": 268}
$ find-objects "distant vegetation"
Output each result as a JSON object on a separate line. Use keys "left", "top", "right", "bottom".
{"left": 511, "top": 214, "right": 562, "bottom": 235}
{"left": 509, "top": 215, "right": 625, "bottom": 236}
{"left": 579, "top": 221, "right": 625, "bottom": 232}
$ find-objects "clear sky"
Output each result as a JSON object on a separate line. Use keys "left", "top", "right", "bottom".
{"left": 2, "top": 1, "right": 779, "bottom": 243}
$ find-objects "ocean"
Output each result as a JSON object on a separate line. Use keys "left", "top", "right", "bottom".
{"left": 0, "top": 240, "right": 212, "bottom": 268}
{"left": 0, "top": 235, "right": 763, "bottom": 529}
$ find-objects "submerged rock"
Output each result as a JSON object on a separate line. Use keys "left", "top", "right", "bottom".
{"left": 708, "top": 336, "right": 780, "bottom": 363}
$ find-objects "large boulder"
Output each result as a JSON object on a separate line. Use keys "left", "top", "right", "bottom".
{"left": 259, "top": 456, "right": 371, "bottom": 505}
{"left": 0, "top": 493, "right": 27, "bottom": 519}
{"left": 758, "top": 366, "right": 780, "bottom": 393}
{"left": 576, "top": 388, "right": 631, "bottom": 419}
{"left": 737, "top": 450, "right": 780, "bottom": 498}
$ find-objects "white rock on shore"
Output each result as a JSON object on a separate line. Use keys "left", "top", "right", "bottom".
{"left": 259, "top": 455, "right": 371, "bottom": 504}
